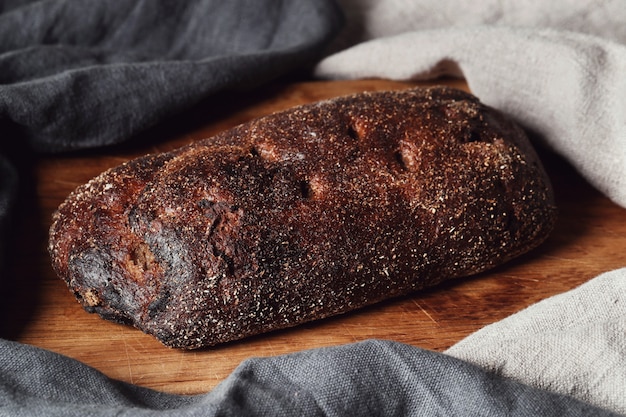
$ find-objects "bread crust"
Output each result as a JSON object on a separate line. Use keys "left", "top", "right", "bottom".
{"left": 49, "top": 87, "right": 557, "bottom": 348}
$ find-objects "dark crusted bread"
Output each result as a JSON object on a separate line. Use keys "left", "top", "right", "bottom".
{"left": 48, "top": 87, "right": 557, "bottom": 349}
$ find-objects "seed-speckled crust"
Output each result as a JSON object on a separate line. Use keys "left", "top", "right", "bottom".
{"left": 49, "top": 87, "right": 557, "bottom": 349}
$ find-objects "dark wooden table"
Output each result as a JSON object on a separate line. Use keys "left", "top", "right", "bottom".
{"left": 4, "top": 78, "right": 626, "bottom": 394}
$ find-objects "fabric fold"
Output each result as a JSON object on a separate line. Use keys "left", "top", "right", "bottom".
{"left": 1, "top": 338, "right": 620, "bottom": 417}
{"left": 0, "top": 0, "right": 343, "bottom": 152}
{"left": 0, "top": 154, "right": 17, "bottom": 284}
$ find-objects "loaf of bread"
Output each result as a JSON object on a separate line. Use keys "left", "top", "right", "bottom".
{"left": 49, "top": 87, "right": 557, "bottom": 349}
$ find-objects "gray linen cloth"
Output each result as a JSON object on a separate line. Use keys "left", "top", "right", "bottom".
{"left": 0, "top": 0, "right": 343, "bottom": 152}
{"left": 0, "top": 155, "right": 17, "bottom": 282}
{"left": 1, "top": 338, "right": 620, "bottom": 417}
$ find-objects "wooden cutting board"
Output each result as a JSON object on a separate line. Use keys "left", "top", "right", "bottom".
{"left": 4, "top": 78, "right": 626, "bottom": 395}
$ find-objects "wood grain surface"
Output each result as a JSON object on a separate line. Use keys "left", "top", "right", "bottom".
{"left": 3, "top": 79, "right": 626, "bottom": 395}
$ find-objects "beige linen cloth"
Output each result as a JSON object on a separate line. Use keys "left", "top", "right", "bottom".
{"left": 315, "top": 0, "right": 626, "bottom": 414}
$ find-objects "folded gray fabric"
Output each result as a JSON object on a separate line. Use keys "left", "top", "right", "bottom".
{"left": 0, "top": 338, "right": 620, "bottom": 417}
{"left": 0, "top": 0, "right": 342, "bottom": 152}
{"left": 447, "top": 267, "right": 626, "bottom": 415}
{"left": 0, "top": 155, "right": 17, "bottom": 283}
{"left": 315, "top": 0, "right": 626, "bottom": 209}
